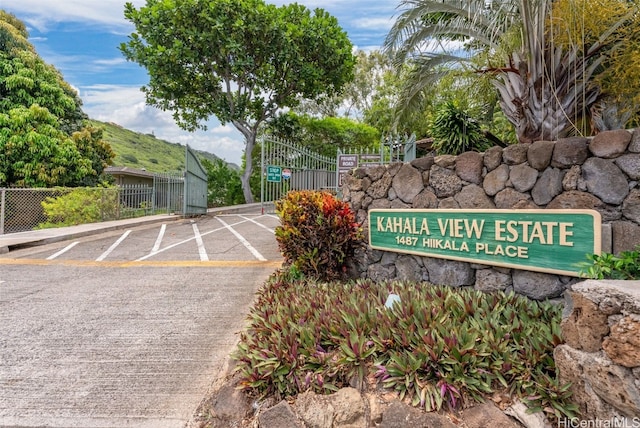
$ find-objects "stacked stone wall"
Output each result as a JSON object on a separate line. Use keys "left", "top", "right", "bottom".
{"left": 555, "top": 280, "right": 640, "bottom": 420}
{"left": 342, "top": 129, "right": 640, "bottom": 301}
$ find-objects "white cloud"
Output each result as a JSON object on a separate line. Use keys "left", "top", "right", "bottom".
{"left": 351, "top": 17, "right": 394, "bottom": 31}
{"left": 210, "top": 125, "right": 236, "bottom": 135}
{"left": 80, "top": 84, "right": 246, "bottom": 165}
{"left": 4, "top": 0, "right": 398, "bottom": 166}
{"left": 354, "top": 45, "right": 384, "bottom": 53}
{"left": 7, "top": 0, "right": 144, "bottom": 31}
{"left": 93, "top": 57, "right": 128, "bottom": 67}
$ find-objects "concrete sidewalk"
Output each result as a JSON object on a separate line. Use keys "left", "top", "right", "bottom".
{"left": 0, "top": 202, "right": 271, "bottom": 254}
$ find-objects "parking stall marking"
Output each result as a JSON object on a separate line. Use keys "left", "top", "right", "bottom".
{"left": 1, "top": 214, "right": 281, "bottom": 263}
{"left": 215, "top": 217, "right": 267, "bottom": 261}
{"left": 96, "top": 230, "right": 132, "bottom": 261}
{"left": 191, "top": 221, "right": 209, "bottom": 261}
{"left": 238, "top": 215, "right": 275, "bottom": 234}
{"left": 136, "top": 216, "right": 264, "bottom": 262}
{"left": 46, "top": 241, "right": 79, "bottom": 260}
{"left": 136, "top": 220, "right": 244, "bottom": 261}
{"left": 151, "top": 224, "right": 166, "bottom": 253}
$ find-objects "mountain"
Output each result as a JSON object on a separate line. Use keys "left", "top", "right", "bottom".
{"left": 91, "top": 120, "right": 232, "bottom": 173}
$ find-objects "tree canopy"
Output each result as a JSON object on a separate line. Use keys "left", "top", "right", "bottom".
{"left": 0, "top": 11, "right": 114, "bottom": 187}
{"left": 121, "top": 0, "right": 355, "bottom": 203}
{"left": 201, "top": 158, "right": 244, "bottom": 207}
{"left": 266, "top": 111, "right": 379, "bottom": 158}
{"left": 384, "top": 0, "right": 640, "bottom": 144}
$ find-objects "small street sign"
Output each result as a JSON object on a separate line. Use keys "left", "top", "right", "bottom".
{"left": 267, "top": 165, "right": 282, "bottom": 183}
{"left": 338, "top": 154, "right": 358, "bottom": 169}
{"left": 337, "top": 154, "right": 359, "bottom": 187}
{"left": 282, "top": 168, "right": 292, "bottom": 180}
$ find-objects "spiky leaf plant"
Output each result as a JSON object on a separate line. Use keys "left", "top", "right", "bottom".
{"left": 233, "top": 275, "right": 578, "bottom": 420}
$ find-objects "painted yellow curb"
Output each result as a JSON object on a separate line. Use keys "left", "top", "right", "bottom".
{"left": 0, "top": 259, "right": 283, "bottom": 268}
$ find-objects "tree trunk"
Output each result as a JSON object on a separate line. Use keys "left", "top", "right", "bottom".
{"left": 239, "top": 128, "right": 256, "bottom": 204}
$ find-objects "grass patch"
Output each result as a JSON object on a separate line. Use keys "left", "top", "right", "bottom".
{"left": 233, "top": 271, "right": 577, "bottom": 420}
{"left": 91, "top": 120, "right": 232, "bottom": 172}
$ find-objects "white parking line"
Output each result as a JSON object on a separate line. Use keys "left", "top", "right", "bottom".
{"left": 239, "top": 215, "right": 275, "bottom": 234}
{"left": 46, "top": 242, "right": 79, "bottom": 260}
{"left": 191, "top": 222, "right": 209, "bottom": 261}
{"left": 152, "top": 224, "right": 166, "bottom": 253}
{"left": 216, "top": 217, "right": 267, "bottom": 261}
{"left": 96, "top": 230, "right": 131, "bottom": 261}
{"left": 135, "top": 218, "right": 251, "bottom": 261}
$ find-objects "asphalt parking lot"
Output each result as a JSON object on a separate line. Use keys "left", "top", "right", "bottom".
{"left": 0, "top": 214, "right": 283, "bottom": 427}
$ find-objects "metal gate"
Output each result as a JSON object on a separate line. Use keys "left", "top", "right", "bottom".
{"left": 153, "top": 172, "right": 184, "bottom": 214}
{"left": 183, "top": 145, "right": 208, "bottom": 215}
{"left": 260, "top": 137, "right": 336, "bottom": 212}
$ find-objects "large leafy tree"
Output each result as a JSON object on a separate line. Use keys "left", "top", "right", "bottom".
{"left": 0, "top": 11, "right": 114, "bottom": 187}
{"left": 295, "top": 50, "right": 394, "bottom": 120}
{"left": 201, "top": 158, "right": 244, "bottom": 207}
{"left": 0, "top": 105, "right": 90, "bottom": 187}
{"left": 363, "top": 62, "right": 431, "bottom": 138}
{"left": 384, "top": 0, "right": 639, "bottom": 144}
{"left": 266, "top": 112, "right": 379, "bottom": 158}
{"left": 121, "top": 0, "right": 355, "bottom": 203}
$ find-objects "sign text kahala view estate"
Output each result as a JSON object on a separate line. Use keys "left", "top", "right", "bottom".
{"left": 368, "top": 209, "right": 601, "bottom": 277}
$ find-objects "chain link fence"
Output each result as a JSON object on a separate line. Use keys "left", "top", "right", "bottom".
{"left": 1, "top": 181, "right": 184, "bottom": 235}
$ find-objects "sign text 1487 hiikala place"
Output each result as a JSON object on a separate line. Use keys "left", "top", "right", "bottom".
{"left": 368, "top": 209, "right": 601, "bottom": 277}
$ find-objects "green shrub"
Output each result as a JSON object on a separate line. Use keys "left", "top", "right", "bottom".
{"left": 274, "top": 190, "right": 362, "bottom": 281}
{"left": 580, "top": 246, "right": 640, "bottom": 279}
{"left": 233, "top": 276, "right": 577, "bottom": 420}
{"left": 430, "top": 101, "right": 491, "bottom": 155}
{"left": 38, "top": 187, "right": 119, "bottom": 228}
{"left": 122, "top": 153, "right": 138, "bottom": 163}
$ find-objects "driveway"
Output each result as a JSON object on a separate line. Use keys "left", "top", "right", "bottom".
{"left": 0, "top": 214, "right": 282, "bottom": 427}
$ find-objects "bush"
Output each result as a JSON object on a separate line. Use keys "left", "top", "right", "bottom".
{"left": 581, "top": 246, "right": 640, "bottom": 279}
{"left": 38, "top": 187, "right": 119, "bottom": 228}
{"left": 430, "top": 101, "right": 491, "bottom": 155}
{"left": 121, "top": 153, "right": 138, "bottom": 164}
{"left": 274, "top": 190, "right": 362, "bottom": 281}
{"left": 201, "top": 158, "right": 244, "bottom": 207}
{"left": 233, "top": 276, "right": 577, "bottom": 420}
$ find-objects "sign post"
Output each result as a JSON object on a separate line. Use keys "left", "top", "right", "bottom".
{"left": 368, "top": 209, "right": 601, "bottom": 277}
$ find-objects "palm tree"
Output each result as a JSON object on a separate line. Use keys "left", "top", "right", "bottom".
{"left": 384, "top": 0, "right": 637, "bottom": 143}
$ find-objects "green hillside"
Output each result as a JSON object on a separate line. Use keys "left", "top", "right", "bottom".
{"left": 91, "top": 120, "right": 228, "bottom": 173}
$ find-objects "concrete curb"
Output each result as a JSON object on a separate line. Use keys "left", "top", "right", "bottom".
{"left": 0, "top": 215, "right": 175, "bottom": 254}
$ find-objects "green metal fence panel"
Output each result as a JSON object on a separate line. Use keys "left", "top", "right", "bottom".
{"left": 153, "top": 172, "right": 184, "bottom": 215}
{"left": 183, "top": 145, "right": 208, "bottom": 216}
{"left": 260, "top": 137, "right": 337, "bottom": 212}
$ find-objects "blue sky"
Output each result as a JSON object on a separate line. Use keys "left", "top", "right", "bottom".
{"left": 2, "top": 0, "right": 398, "bottom": 165}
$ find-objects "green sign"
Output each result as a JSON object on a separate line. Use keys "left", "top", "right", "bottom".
{"left": 267, "top": 165, "right": 282, "bottom": 183}
{"left": 368, "top": 209, "right": 602, "bottom": 276}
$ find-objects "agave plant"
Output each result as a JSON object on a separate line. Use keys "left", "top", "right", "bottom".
{"left": 384, "top": 0, "right": 638, "bottom": 143}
